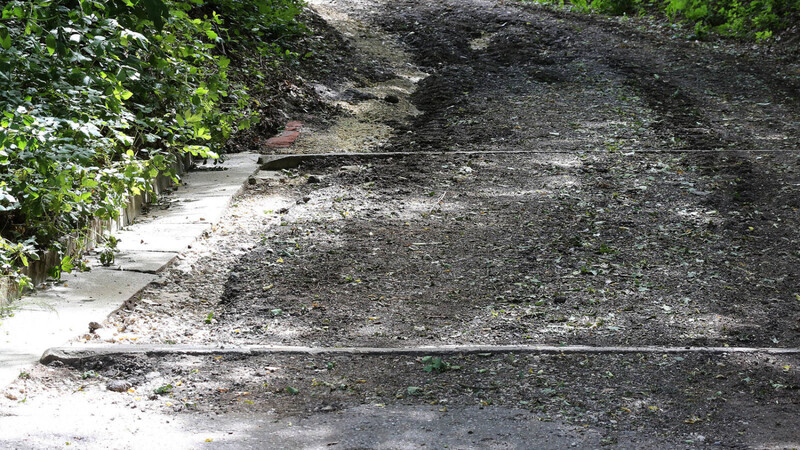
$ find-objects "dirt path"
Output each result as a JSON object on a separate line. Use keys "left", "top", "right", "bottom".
{"left": 2, "top": 0, "right": 800, "bottom": 448}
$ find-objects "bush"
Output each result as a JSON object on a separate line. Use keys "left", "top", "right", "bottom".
{"left": 524, "top": 0, "right": 800, "bottom": 39}
{"left": 665, "top": 0, "right": 800, "bottom": 38}
{"left": 0, "top": 0, "right": 305, "bottom": 289}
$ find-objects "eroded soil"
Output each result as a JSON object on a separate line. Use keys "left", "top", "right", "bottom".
{"left": 3, "top": 0, "right": 800, "bottom": 447}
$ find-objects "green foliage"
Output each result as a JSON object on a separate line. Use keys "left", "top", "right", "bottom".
{"left": 664, "top": 0, "right": 799, "bottom": 38}
{"left": 524, "top": 0, "right": 800, "bottom": 38}
{"left": 0, "top": 0, "right": 305, "bottom": 289}
{"left": 154, "top": 383, "right": 174, "bottom": 394}
{"left": 593, "top": 0, "right": 639, "bottom": 15}
{"left": 421, "top": 356, "right": 461, "bottom": 373}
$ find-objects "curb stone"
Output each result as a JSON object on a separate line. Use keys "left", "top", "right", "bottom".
{"left": 257, "top": 149, "right": 796, "bottom": 170}
{"left": 40, "top": 343, "right": 800, "bottom": 366}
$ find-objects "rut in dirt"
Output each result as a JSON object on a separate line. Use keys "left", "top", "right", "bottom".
{"left": 366, "top": 0, "right": 800, "bottom": 152}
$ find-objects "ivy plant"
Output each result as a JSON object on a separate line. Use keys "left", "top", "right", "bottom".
{"left": 0, "top": 0, "right": 306, "bottom": 290}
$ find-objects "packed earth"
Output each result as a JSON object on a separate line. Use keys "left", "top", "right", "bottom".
{"left": 2, "top": 0, "right": 800, "bottom": 448}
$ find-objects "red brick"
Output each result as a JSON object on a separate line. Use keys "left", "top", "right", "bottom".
{"left": 265, "top": 122, "right": 303, "bottom": 148}
{"left": 285, "top": 121, "right": 304, "bottom": 131}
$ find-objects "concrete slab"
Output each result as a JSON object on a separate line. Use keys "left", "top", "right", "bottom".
{"left": 178, "top": 172, "right": 254, "bottom": 192}
{"left": 114, "top": 223, "right": 210, "bottom": 253}
{"left": 141, "top": 196, "right": 235, "bottom": 225}
{"left": 0, "top": 269, "right": 156, "bottom": 387}
{"left": 110, "top": 251, "right": 178, "bottom": 273}
{"left": 0, "top": 153, "right": 260, "bottom": 389}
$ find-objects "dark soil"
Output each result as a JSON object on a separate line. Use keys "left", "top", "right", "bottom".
{"left": 24, "top": 349, "right": 800, "bottom": 448}
{"left": 215, "top": 152, "right": 800, "bottom": 349}
{"left": 372, "top": 0, "right": 800, "bottom": 152}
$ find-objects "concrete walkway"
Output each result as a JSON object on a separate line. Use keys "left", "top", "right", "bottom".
{"left": 0, "top": 153, "right": 260, "bottom": 389}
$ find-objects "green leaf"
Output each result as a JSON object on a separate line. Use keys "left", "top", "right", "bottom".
{"left": 285, "top": 386, "right": 299, "bottom": 395}
{"left": 46, "top": 33, "right": 57, "bottom": 55}
{"left": 0, "top": 26, "right": 11, "bottom": 50}
{"left": 154, "top": 384, "right": 173, "bottom": 394}
{"left": 60, "top": 255, "right": 74, "bottom": 274}
{"left": 141, "top": 0, "right": 169, "bottom": 31}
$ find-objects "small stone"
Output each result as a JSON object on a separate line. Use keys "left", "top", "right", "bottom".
{"left": 384, "top": 94, "right": 400, "bottom": 104}
{"left": 248, "top": 176, "right": 257, "bottom": 185}
{"left": 553, "top": 295, "right": 567, "bottom": 304}
{"left": 107, "top": 380, "right": 132, "bottom": 392}
{"left": 340, "top": 165, "right": 362, "bottom": 173}
{"left": 307, "top": 175, "right": 322, "bottom": 184}
{"left": 95, "top": 327, "right": 116, "bottom": 342}
{"left": 340, "top": 89, "right": 377, "bottom": 103}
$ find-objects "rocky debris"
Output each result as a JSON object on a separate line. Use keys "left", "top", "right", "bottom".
{"left": 339, "top": 88, "right": 379, "bottom": 103}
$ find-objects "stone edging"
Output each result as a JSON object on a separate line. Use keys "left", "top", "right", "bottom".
{"left": 41, "top": 344, "right": 800, "bottom": 366}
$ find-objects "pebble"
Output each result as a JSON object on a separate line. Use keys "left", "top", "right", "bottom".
{"left": 340, "top": 165, "right": 362, "bottom": 173}
{"left": 107, "top": 380, "right": 132, "bottom": 392}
